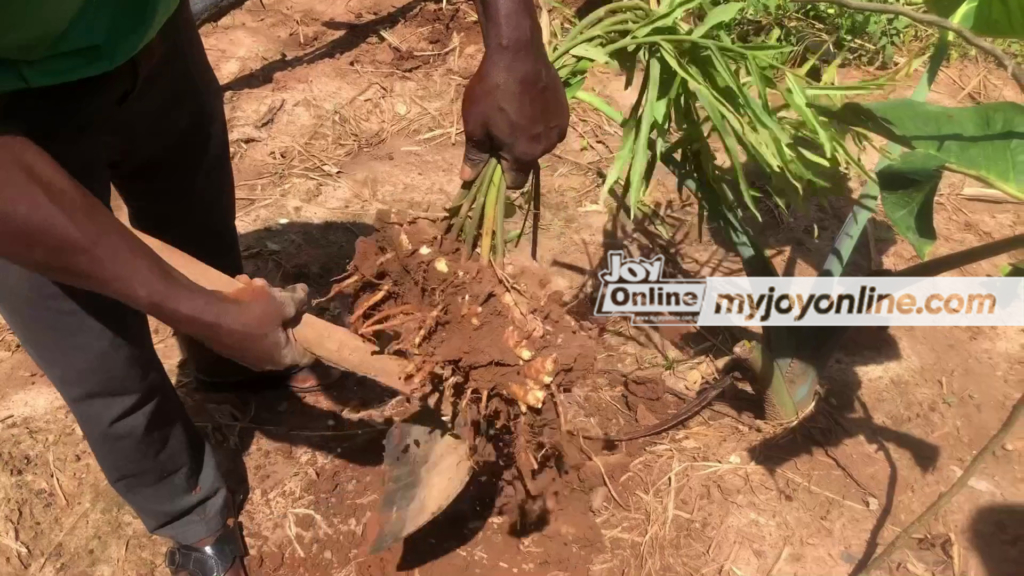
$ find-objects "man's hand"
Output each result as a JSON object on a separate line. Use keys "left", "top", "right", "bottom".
{"left": 0, "top": 136, "right": 313, "bottom": 374}
{"left": 462, "top": 0, "right": 569, "bottom": 190}
{"left": 196, "top": 276, "right": 315, "bottom": 372}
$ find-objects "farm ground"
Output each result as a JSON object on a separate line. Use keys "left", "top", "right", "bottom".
{"left": 1, "top": 1, "right": 1022, "bottom": 575}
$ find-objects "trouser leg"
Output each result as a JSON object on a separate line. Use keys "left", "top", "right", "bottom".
{"left": 0, "top": 1, "right": 231, "bottom": 545}
{"left": 111, "top": 1, "right": 258, "bottom": 383}
{"left": 0, "top": 270, "right": 232, "bottom": 544}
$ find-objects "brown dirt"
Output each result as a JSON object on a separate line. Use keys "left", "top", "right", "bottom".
{"left": 1, "top": 1, "right": 1023, "bottom": 575}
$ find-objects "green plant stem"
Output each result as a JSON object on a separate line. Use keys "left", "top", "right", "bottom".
{"left": 449, "top": 161, "right": 495, "bottom": 243}
{"left": 821, "top": 29, "right": 950, "bottom": 276}
{"left": 891, "top": 233, "right": 1024, "bottom": 277}
{"left": 556, "top": 0, "right": 653, "bottom": 47}
{"left": 572, "top": 91, "right": 624, "bottom": 123}
{"left": 462, "top": 161, "right": 497, "bottom": 258}
{"left": 858, "top": 394, "right": 1024, "bottom": 575}
{"left": 550, "top": 18, "right": 643, "bottom": 61}
{"left": 479, "top": 166, "right": 503, "bottom": 262}
{"left": 602, "top": 35, "right": 793, "bottom": 69}
{"left": 944, "top": 164, "right": 1024, "bottom": 201}
{"left": 494, "top": 177, "right": 507, "bottom": 264}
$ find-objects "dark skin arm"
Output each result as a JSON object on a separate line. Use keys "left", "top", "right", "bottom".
{"left": 0, "top": 135, "right": 311, "bottom": 372}
{"left": 462, "top": 0, "right": 569, "bottom": 189}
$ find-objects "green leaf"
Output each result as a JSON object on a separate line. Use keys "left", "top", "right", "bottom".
{"left": 629, "top": 55, "right": 662, "bottom": 215}
{"left": 926, "top": 0, "right": 1024, "bottom": 38}
{"left": 878, "top": 151, "right": 946, "bottom": 260}
{"left": 829, "top": 100, "right": 1024, "bottom": 200}
{"left": 573, "top": 90, "right": 623, "bottom": 123}
{"left": 972, "top": 0, "right": 1024, "bottom": 39}
{"left": 603, "top": 118, "right": 637, "bottom": 194}
{"left": 692, "top": 2, "right": 743, "bottom": 38}
{"left": 564, "top": 76, "right": 586, "bottom": 100}
{"left": 925, "top": 0, "right": 966, "bottom": 19}
{"left": 1001, "top": 261, "right": 1024, "bottom": 276}
{"left": 569, "top": 44, "right": 613, "bottom": 64}
{"left": 632, "top": 0, "right": 700, "bottom": 37}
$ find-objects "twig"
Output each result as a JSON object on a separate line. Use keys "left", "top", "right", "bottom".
{"left": 32, "top": 503, "right": 92, "bottom": 572}
{"left": 577, "top": 432, "right": 630, "bottom": 511}
{"left": 48, "top": 449, "right": 68, "bottom": 507}
{"left": 767, "top": 545, "right": 790, "bottom": 576}
{"left": 892, "top": 234, "right": 1024, "bottom": 277}
{"left": 791, "top": 0, "right": 1024, "bottom": 93}
{"left": 858, "top": 394, "right": 1024, "bottom": 575}
{"left": 956, "top": 70, "right": 988, "bottom": 102}
{"left": 235, "top": 197, "right": 279, "bottom": 220}
{"left": 286, "top": 512, "right": 305, "bottom": 557}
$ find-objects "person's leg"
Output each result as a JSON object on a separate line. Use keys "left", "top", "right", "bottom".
{"left": 110, "top": 0, "right": 241, "bottom": 277}
{"left": 0, "top": 46, "right": 231, "bottom": 545}
{"left": 0, "top": 269, "right": 232, "bottom": 544}
{"left": 110, "top": 1, "right": 260, "bottom": 386}
{"left": 109, "top": 0, "right": 335, "bottom": 391}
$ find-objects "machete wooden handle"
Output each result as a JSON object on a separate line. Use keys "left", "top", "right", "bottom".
{"left": 133, "top": 230, "right": 415, "bottom": 395}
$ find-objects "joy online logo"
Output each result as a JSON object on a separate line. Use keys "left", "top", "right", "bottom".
{"left": 593, "top": 251, "right": 707, "bottom": 326}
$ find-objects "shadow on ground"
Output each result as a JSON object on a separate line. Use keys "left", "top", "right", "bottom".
{"left": 557, "top": 177, "right": 941, "bottom": 575}
{"left": 174, "top": 219, "right": 502, "bottom": 570}
{"left": 970, "top": 504, "right": 1024, "bottom": 576}
{"left": 221, "top": 0, "right": 426, "bottom": 92}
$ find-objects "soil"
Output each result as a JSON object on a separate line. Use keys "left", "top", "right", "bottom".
{"left": 1, "top": 1, "right": 1023, "bottom": 576}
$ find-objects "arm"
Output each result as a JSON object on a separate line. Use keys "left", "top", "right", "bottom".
{"left": 462, "top": 0, "right": 569, "bottom": 189}
{"left": 0, "top": 135, "right": 310, "bottom": 370}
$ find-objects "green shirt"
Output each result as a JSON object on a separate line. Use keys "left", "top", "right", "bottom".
{"left": 0, "top": 0, "right": 179, "bottom": 94}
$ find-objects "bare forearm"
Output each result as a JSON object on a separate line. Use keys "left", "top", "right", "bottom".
{"left": 475, "top": 0, "right": 544, "bottom": 52}
{"left": 0, "top": 136, "right": 225, "bottom": 332}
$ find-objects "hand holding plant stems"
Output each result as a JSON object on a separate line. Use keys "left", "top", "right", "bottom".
{"left": 451, "top": 0, "right": 881, "bottom": 266}
{"left": 453, "top": 0, "right": 568, "bottom": 267}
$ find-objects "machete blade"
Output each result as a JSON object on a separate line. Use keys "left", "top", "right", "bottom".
{"left": 369, "top": 419, "right": 472, "bottom": 554}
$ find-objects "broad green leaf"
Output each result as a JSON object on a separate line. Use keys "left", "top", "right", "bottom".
{"left": 829, "top": 100, "right": 1024, "bottom": 200}
{"left": 972, "top": 0, "right": 1023, "bottom": 39}
{"left": 878, "top": 151, "right": 946, "bottom": 260}
{"left": 692, "top": 2, "right": 743, "bottom": 38}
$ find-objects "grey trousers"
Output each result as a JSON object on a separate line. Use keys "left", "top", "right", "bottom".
{"left": 0, "top": 1, "right": 237, "bottom": 545}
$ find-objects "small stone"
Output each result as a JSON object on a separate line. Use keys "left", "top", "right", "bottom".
{"left": 589, "top": 486, "right": 609, "bottom": 512}
{"left": 635, "top": 404, "right": 658, "bottom": 427}
{"left": 324, "top": 550, "right": 333, "bottom": 560}
{"left": 1002, "top": 442, "right": 1015, "bottom": 452}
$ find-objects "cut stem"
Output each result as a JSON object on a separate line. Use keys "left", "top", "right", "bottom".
{"left": 479, "top": 165, "right": 504, "bottom": 263}
{"left": 495, "top": 174, "right": 507, "bottom": 266}
{"left": 462, "top": 160, "right": 498, "bottom": 259}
